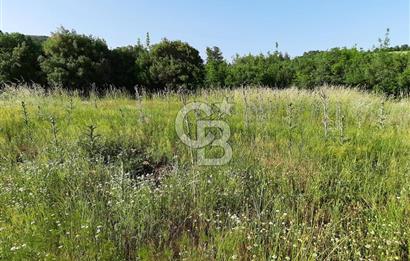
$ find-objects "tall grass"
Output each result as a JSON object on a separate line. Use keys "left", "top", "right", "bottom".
{"left": 0, "top": 85, "right": 409, "bottom": 260}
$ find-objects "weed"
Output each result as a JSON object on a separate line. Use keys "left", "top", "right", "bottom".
{"left": 0, "top": 86, "right": 409, "bottom": 260}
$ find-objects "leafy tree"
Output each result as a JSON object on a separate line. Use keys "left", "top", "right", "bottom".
{"left": 149, "top": 39, "right": 204, "bottom": 91}
{"left": 0, "top": 26, "right": 409, "bottom": 96}
{"left": 205, "top": 46, "right": 228, "bottom": 87}
{"left": 292, "top": 52, "right": 319, "bottom": 88}
{"left": 28, "top": 35, "right": 48, "bottom": 46}
{"left": 135, "top": 45, "right": 153, "bottom": 89}
{"left": 226, "top": 52, "right": 293, "bottom": 88}
{"left": 110, "top": 46, "right": 138, "bottom": 89}
{"left": 0, "top": 32, "right": 44, "bottom": 84}
{"left": 398, "top": 66, "right": 410, "bottom": 93}
{"left": 206, "top": 46, "right": 224, "bottom": 63}
{"left": 39, "top": 27, "right": 111, "bottom": 92}
{"left": 110, "top": 44, "right": 151, "bottom": 91}
{"left": 344, "top": 50, "right": 371, "bottom": 88}
{"left": 265, "top": 52, "right": 294, "bottom": 87}
{"left": 366, "top": 51, "right": 408, "bottom": 95}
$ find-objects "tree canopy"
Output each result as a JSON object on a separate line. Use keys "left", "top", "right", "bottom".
{"left": 0, "top": 32, "right": 44, "bottom": 83}
{"left": 39, "top": 27, "right": 111, "bottom": 92}
{"left": 0, "top": 27, "right": 409, "bottom": 96}
{"left": 149, "top": 39, "right": 205, "bottom": 91}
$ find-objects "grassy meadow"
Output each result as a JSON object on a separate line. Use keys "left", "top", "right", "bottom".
{"left": 0, "top": 86, "right": 409, "bottom": 260}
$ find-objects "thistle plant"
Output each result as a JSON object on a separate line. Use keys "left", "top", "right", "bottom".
{"left": 21, "top": 101, "right": 29, "bottom": 128}
{"left": 50, "top": 116, "right": 59, "bottom": 148}
{"left": 80, "top": 124, "right": 102, "bottom": 163}
{"left": 242, "top": 87, "right": 249, "bottom": 128}
{"left": 66, "top": 96, "right": 75, "bottom": 124}
{"left": 378, "top": 100, "right": 387, "bottom": 129}
{"left": 319, "top": 90, "right": 329, "bottom": 139}
{"left": 1, "top": 86, "right": 409, "bottom": 260}
{"left": 285, "top": 102, "right": 295, "bottom": 131}
{"left": 336, "top": 102, "right": 346, "bottom": 143}
{"left": 285, "top": 102, "right": 296, "bottom": 152}
{"left": 135, "top": 86, "right": 147, "bottom": 123}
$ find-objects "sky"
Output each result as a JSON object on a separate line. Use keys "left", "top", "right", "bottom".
{"left": 1, "top": 0, "right": 409, "bottom": 59}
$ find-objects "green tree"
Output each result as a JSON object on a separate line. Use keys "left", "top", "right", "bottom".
{"left": 110, "top": 44, "right": 151, "bottom": 92}
{"left": 398, "top": 63, "right": 410, "bottom": 93}
{"left": 226, "top": 52, "right": 293, "bottom": 88}
{"left": 39, "top": 27, "right": 111, "bottom": 92}
{"left": 149, "top": 39, "right": 204, "bottom": 91}
{"left": 0, "top": 32, "right": 44, "bottom": 84}
{"left": 205, "top": 46, "right": 228, "bottom": 87}
{"left": 110, "top": 46, "right": 138, "bottom": 90}
{"left": 366, "top": 51, "right": 408, "bottom": 95}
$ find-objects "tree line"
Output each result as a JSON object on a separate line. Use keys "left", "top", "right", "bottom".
{"left": 1, "top": 27, "right": 409, "bottom": 95}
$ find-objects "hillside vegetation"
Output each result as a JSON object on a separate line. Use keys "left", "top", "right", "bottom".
{"left": 0, "top": 86, "right": 409, "bottom": 260}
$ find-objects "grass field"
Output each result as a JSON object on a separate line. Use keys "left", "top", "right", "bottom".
{"left": 0, "top": 86, "right": 409, "bottom": 260}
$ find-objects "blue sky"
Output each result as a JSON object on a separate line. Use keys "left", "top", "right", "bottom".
{"left": 1, "top": 0, "right": 409, "bottom": 59}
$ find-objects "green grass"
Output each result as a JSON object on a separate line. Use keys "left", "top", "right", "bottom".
{"left": 0, "top": 86, "right": 409, "bottom": 260}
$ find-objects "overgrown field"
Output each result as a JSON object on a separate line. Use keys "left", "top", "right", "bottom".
{"left": 0, "top": 86, "right": 409, "bottom": 260}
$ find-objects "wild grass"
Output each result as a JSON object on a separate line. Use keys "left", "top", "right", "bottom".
{"left": 0, "top": 85, "right": 409, "bottom": 260}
